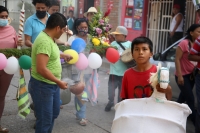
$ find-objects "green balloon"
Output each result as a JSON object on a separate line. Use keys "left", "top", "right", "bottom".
{"left": 19, "top": 55, "right": 32, "bottom": 70}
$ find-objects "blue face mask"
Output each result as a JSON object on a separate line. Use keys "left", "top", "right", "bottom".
{"left": 0, "top": 19, "right": 8, "bottom": 27}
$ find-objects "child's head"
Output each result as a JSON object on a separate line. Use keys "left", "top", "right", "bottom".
{"left": 131, "top": 37, "right": 153, "bottom": 64}
{"left": 111, "top": 26, "right": 128, "bottom": 42}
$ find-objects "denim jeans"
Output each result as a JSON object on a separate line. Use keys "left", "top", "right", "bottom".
{"left": 195, "top": 73, "right": 200, "bottom": 133}
{"left": 28, "top": 77, "right": 60, "bottom": 133}
{"left": 108, "top": 74, "right": 123, "bottom": 103}
{"left": 175, "top": 74, "right": 196, "bottom": 125}
{"left": 72, "top": 74, "right": 90, "bottom": 119}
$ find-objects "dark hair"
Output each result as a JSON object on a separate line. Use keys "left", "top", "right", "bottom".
{"left": 32, "top": 0, "right": 51, "bottom": 7}
{"left": 46, "top": 12, "right": 67, "bottom": 29}
{"left": 186, "top": 24, "right": 200, "bottom": 41}
{"left": 131, "top": 36, "right": 153, "bottom": 53}
{"left": 0, "top": 5, "right": 9, "bottom": 14}
{"left": 49, "top": 0, "right": 60, "bottom": 7}
{"left": 73, "top": 18, "right": 89, "bottom": 34}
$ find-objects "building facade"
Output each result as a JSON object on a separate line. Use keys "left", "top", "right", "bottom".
{"left": 0, "top": 0, "right": 198, "bottom": 53}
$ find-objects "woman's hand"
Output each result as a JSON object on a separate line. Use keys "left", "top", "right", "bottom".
{"left": 17, "top": 39, "right": 23, "bottom": 46}
{"left": 66, "top": 29, "right": 73, "bottom": 36}
{"left": 156, "top": 84, "right": 172, "bottom": 100}
{"left": 178, "top": 75, "right": 184, "bottom": 85}
{"left": 60, "top": 53, "right": 73, "bottom": 62}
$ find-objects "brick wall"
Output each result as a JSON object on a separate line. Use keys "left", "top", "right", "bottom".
{"left": 102, "top": 0, "right": 120, "bottom": 32}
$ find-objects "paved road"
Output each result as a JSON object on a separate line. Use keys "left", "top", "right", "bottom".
{"left": 1, "top": 69, "right": 195, "bottom": 133}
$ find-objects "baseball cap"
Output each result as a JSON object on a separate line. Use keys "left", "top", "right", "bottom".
{"left": 111, "top": 26, "right": 128, "bottom": 36}
{"left": 173, "top": 4, "right": 180, "bottom": 9}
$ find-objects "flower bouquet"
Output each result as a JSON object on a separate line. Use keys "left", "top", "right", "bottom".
{"left": 88, "top": 7, "right": 116, "bottom": 56}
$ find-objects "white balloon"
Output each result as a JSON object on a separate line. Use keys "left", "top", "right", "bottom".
{"left": 88, "top": 53, "right": 102, "bottom": 69}
{"left": 4, "top": 56, "right": 19, "bottom": 75}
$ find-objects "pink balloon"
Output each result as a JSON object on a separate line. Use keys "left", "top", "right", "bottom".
{"left": 0, "top": 53, "right": 7, "bottom": 70}
{"left": 75, "top": 53, "right": 88, "bottom": 70}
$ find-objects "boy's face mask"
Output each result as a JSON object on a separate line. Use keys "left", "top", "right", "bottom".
{"left": 0, "top": 19, "right": 8, "bottom": 27}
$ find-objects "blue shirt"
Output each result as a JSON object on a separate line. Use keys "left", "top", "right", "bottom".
{"left": 110, "top": 41, "right": 132, "bottom": 76}
{"left": 67, "top": 18, "right": 74, "bottom": 31}
{"left": 24, "top": 13, "right": 49, "bottom": 43}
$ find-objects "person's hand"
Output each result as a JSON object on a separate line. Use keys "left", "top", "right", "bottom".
{"left": 66, "top": 30, "right": 73, "bottom": 36}
{"left": 62, "top": 54, "right": 73, "bottom": 62}
{"left": 17, "top": 39, "right": 23, "bottom": 46}
{"left": 64, "top": 42, "right": 70, "bottom": 46}
{"left": 57, "top": 80, "right": 68, "bottom": 90}
{"left": 170, "top": 31, "right": 174, "bottom": 37}
{"left": 156, "top": 84, "right": 172, "bottom": 100}
{"left": 178, "top": 76, "right": 184, "bottom": 85}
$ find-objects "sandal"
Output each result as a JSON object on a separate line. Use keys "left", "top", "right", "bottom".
{"left": 0, "top": 127, "right": 9, "bottom": 133}
{"left": 60, "top": 105, "right": 63, "bottom": 109}
{"left": 79, "top": 118, "right": 88, "bottom": 126}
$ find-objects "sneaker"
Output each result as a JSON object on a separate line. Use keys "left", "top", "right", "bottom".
{"left": 105, "top": 102, "right": 114, "bottom": 112}
{"left": 79, "top": 118, "right": 88, "bottom": 126}
{"left": 30, "top": 103, "right": 34, "bottom": 110}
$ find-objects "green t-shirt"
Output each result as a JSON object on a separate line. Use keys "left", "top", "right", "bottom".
{"left": 110, "top": 41, "right": 132, "bottom": 76}
{"left": 31, "top": 31, "right": 62, "bottom": 84}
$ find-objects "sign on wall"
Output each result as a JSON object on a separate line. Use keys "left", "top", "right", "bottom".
{"left": 133, "top": 0, "right": 144, "bottom": 30}
{"left": 124, "top": 0, "right": 134, "bottom": 29}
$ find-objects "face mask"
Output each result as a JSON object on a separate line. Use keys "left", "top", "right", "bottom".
{"left": 78, "top": 28, "right": 88, "bottom": 36}
{"left": 36, "top": 10, "right": 47, "bottom": 19}
{"left": 0, "top": 19, "right": 8, "bottom": 27}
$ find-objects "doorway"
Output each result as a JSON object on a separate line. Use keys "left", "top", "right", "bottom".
{"left": 147, "top": 0, "right": 196, "bottom": 53}
{"left": 84, "top": 0, "right": 94, "bottom": 13}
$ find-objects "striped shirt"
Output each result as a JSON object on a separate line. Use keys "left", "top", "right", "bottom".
{"left": 190, "top": 37, "right": 200, "bottom": 68}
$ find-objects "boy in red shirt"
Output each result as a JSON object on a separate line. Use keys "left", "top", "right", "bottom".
{"left": 121, "top": 37, "right": 172, "bottom": 100}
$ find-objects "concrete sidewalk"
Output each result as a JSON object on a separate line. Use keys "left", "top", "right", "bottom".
{"left": 1, "top": 68, "right": 195, "bottom": 133}
{"left": 2, "top": 69, "right": 115, "bottom": 133}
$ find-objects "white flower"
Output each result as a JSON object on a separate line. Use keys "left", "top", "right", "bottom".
{"left": 105, "top": 18, "right": 109, "bottom": 23}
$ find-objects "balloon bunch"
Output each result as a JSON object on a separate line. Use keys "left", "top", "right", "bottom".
{"left": 60, "top": 38, "right": 102, "bottom": 70}
{"left": 0, "top": 53, "right": 31, "bottom": 74}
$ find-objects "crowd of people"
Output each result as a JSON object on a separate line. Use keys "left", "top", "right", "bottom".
{"left": 0, "top": 0, "right": 200, "bottom": 133}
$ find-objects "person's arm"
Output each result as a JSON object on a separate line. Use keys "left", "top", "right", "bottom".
{"left": 60, "top": 53, "right": 73, "bottom": 61}
{"left": 170, "top": 14, "right": 183, "bottom": 37}
{"left": 36, "top": 54, "right": 68, "bottom": 89}
{"left": 24, "top": 35, "right": 33, "bottom": 47}
{"left": 188, "top": 54, "right": 200, "bottom": 62}
{"left": 24, "top": 18, "right": 33, "bottom": 47}
{"left": 120, "top": 72, "right": 127, "bottom": 101}
{"left": 175, "top": 46, "right": 184, "bottom": 85}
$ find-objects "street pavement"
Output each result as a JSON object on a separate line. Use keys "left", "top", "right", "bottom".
{"left": 1, "top": 68, "right": 195, "bottom": 133}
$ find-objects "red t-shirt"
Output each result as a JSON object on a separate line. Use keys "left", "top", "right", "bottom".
{"left": 120, "top": 65, "right": 157, "bottom": 99}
